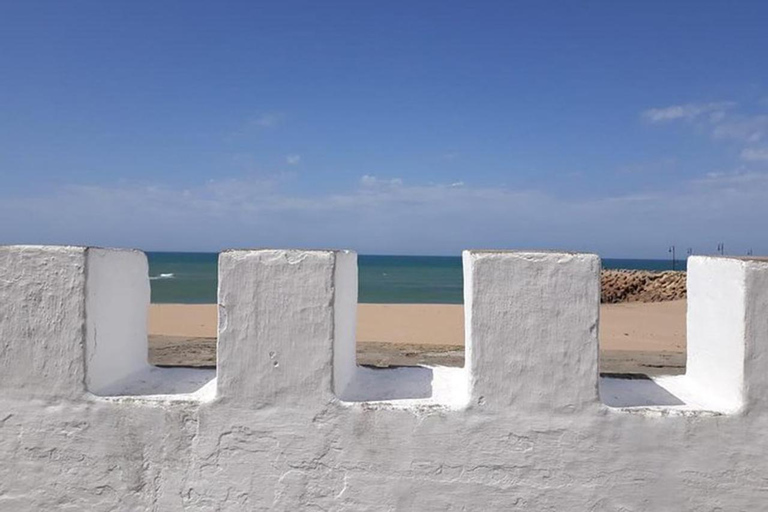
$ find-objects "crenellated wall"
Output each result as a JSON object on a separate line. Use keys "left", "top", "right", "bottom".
{"left": 1, "top": 245, "right": 768, "bottom": 510}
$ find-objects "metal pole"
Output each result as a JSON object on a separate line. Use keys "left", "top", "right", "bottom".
{"left": 669, "top": 245, "right": 676, "bottom": 271}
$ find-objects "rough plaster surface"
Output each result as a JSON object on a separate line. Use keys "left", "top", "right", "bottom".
{"left": 2, "top": 246, "right": 768, "bottom": 511}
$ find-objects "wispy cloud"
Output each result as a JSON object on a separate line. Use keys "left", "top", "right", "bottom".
{"left": 644, "top": 100, "right": 768, "bottom": 148}
{"left": 712, "top": 115, "right": 768, "bottom": 143}
{"left": 8, "top": 94, "right": 768, "bottom": 254}
{"left": 616, "top": 158, "right": 678, "bottom": 176}
{"left": 3, "top": 171, "right": 768, "bottom": 255}
{"left": 740, "top": 147, "right": 768, "bottom": 162}
{"left": 641, "top": 102, "right": 734, "bottom": 123}
{"left": 249, "top": 112, "right": 286, "bottom": 128}
{"left": 696, "top": 168, "right": 768, "bottom": 186}
{"left": 360, "top": 175, "right": 403, "bottom": 188}
{"left": 225, "top": 112, "right": 288, "bottom": 143}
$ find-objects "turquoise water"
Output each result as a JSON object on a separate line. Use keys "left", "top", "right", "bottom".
{"left": 148, "top": 252, "right": 218, "bottom": 304}
{"left": 147, "top": 252, "right": 687, "bottom": 304}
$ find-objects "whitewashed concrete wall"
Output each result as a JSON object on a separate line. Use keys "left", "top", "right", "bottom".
{"left": 1, "top": 246, "right": 768, "bottom": 510}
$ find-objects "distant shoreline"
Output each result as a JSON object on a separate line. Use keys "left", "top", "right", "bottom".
{"left": 148, "top": 253, "right": 689, "bottom": 304}
{"left": 148, "top": 266, "right": 687, "bottom": 305}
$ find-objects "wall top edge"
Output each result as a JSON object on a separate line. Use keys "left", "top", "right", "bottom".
{"left": 463, "top": 249, "right": 600, "bottom": 258}
{"left": 0, "top": 245, "right": 148, "bottom": 255}
{"left": 84, "top": 247, "right": 145, "bottom": 255}
{"left": 220, "top": 248, "right": 354, "bottom": 255}
{"left": 0, "top": 245, "right": 88, "bottom": 252}
{"left": 690, "top": 255, "right": 768, "bottom": 265}
{"left": 0, "top": 246, "right": 360, "bottom": 256}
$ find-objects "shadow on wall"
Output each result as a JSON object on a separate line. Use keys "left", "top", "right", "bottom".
{"left": 339, "top": 366, "right": 434, "bottom": 401}
{"left": 599, "top": 375, "right": 685, "bottom": 407}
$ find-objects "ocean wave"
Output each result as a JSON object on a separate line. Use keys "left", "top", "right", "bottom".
{"left": 150, "top": 273, "right": 175, "bottom": 280}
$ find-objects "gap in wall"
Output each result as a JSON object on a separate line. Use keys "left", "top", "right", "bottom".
{"left": 147, "top": 304, "right": 217, "bottom": 369}
{"left": 147, "top": 252, "right": 218, "bottom": 369}
{"left": 142, "top": 252, "right": 688, "bottom": 379}
{"left": 598, "top": 299, "right": 687, "bottom": 377}
{"left": 355, "top": 255, "right": 465, "bottom": 369}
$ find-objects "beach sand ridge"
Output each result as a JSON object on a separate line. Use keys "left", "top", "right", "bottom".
{"left": 149, "top": 300, "right": 686, "bottom": 375}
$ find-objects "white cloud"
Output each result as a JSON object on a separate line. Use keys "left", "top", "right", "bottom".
{"left": 644, "top": 101, "right": 768, "bottom": 150}
{"left": 3, "top": 170, "right": 768, "bottom": 256}
{"left": 225, "top": 113, "right": 287, "bottom": 142}
{"left": 641, "top": 102, "right": 735, "bottom": 123}
{"left": 360, "top": 175, "right": 403, "bottom": 188}
{"left": 740, "top": 148, "right": 768, "bottom": 162}
{"left": 616, "top": 158, "right": 678, "bottom": 176}
{"left": 712, "top": 115, "right": 768, "bottom": 143}
{"left": 286, "top": 154, "right": 301, "bottom": 165}
{"left": 696, "top": 169, "right": 768, "bottom": 186}
{"left": 250, "top": 112, "right": 285, "bottom": 128}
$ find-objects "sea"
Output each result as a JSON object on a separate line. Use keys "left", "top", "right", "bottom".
{"left": 147, "top": 252, "right": 687, "bottom": 305}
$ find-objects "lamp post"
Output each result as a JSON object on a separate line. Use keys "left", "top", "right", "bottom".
{"left": 669, "top": 245, "right": 676, "bottom": 271}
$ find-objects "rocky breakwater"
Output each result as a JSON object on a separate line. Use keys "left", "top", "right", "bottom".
{"left": 601, "top": 270, "right": 686, "bottom": 303}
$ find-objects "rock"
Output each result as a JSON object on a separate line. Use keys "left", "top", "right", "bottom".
{"left": 601, "top": 269, "right": 686, "bottom": 304}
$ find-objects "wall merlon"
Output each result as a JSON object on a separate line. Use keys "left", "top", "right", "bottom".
{"left": 0, "top": 245, "right": 88, "bottom": 400}
{"left": 741, "top": 257, "right": 768, "bottom": 410}
{"left": 463, "top": 250, "right": 601, "bottom": 412}
{"left": 216, "top": 249, "right": 339, "bottom": 407}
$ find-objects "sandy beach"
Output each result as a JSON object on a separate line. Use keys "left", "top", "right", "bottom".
{"left": 149, "top": 300, "right": 686, "bottom": 374}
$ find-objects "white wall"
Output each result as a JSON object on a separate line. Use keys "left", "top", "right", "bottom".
{"left": 332, "top": 250, "right": 357, "bottom": 398}
{"left": 0, "top": 246, "right": 87, "bottom": 400}
{"left": 686, "top": 257, "right": 746, "bottom": 412}
{"left": 1, "top": 246, "right": 768, "bottom": 511}
{"left": 85, "top": 247, "right": 150, "bottom": 394}
{"left": 464, "top": 251, "right": 601, "bottom": 412}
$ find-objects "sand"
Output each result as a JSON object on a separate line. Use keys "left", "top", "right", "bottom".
{"left": 599, "top": 300, "right": 686, "bottom": 352}
{"left": 149, "top": 305, "right": 217, "bottom": 338}
{"left": 148, "top": 301, "right": 687, "bottom": 375}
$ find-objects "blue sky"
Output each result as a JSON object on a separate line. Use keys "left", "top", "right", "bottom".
{"left": 2, "top": 1, "right": 768, "bottom": 257}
